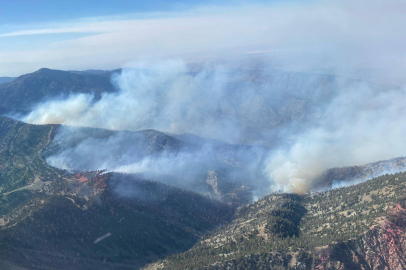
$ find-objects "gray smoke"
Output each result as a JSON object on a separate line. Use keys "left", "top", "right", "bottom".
{"left": 43, "top": 121, "right": 270, "bottom": 197}
{"left": 19, "top": 0, "right": 406, "bottom": 196}
{"left": 22, "top": 59, "right": 406, "bottom": 196}
{"left": 23, "top": 61, "right": 238, "bottom": 142}
{"left": 265, "top": 82, "right": 406, "bottom": 193}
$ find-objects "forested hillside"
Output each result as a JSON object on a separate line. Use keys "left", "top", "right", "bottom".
{"left": 0, "top": 173, "right": 234, "bottom": 270}
{"left": 147, "top": 171, "right": 406, "bottom": 269}
{"left": 0, "top": 116, "right": 235, "bottom": 269}
{"left": 0, "top": 68, "right": 117, "bottom": 114}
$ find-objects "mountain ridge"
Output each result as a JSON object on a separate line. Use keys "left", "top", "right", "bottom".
{"left": 146, "top": 171, "right": 406, "bottom": 269}
{"left": 0, "top": 68, "right": 118, "bottom": 114}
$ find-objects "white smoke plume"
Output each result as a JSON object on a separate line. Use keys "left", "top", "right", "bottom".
{"left": 23, "top": 61, "right": 244, "bottom": 142}
{"left": 25, "top": 61, "right": 406, "bottom": 195}
{"left": 266, "top": 83, "right": 406, "bottom": 193}
{"left": 18, "top": 0, "right": 406, "bottom": 196}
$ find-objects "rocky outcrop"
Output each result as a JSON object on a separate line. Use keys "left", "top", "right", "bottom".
{"left": 315, "top": 203, "right": 406, "bottom": 270}
{"left": 206, "top": 170, "right": 220, "bottom": 196}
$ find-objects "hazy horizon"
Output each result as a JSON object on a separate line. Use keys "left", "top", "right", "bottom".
{"left": 2, "top": 0, "right": 406, "bottom": 81}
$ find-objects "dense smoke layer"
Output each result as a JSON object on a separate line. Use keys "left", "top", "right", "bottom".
{"left": 43, "top": 123, "right": 270, "bottom": 197}
{"left": 24, "top": 61, "right": 240, "bottom": 142}
{"left": 24, "top": 61, "right": 406, "bottom": 195}
{"left": 22, "top": 60, "right": 335, "bottom": 143}
{"left": 3, "top": 0, "right": 406, "bottom": 84}
{"left": 266, "top": 83, "right": 406, "bottom": 193}
{"left": 19, "top": 0, "right": 406, "bottom": 195}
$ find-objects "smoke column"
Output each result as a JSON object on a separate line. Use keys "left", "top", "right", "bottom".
{"left": 265, "top": 83, "right": 406, "bottom": 193}
{"left": 20, "top": 0, "right": 406, "bottom": 195}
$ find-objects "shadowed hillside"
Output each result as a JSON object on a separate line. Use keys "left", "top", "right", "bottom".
{"left": 0, "top": 68, "right": 117, "bottom": 114}
{"left": 0, "top": 116, "right": 235, "bottom": 269}
{"left": 313, "top": 157, "right": 406, "bottom": 190}
{"left": 0, "top": 77, "right": 15, "bottom": 84}
{"left": 0, "top": 173, "right": 234, "bottom": 270}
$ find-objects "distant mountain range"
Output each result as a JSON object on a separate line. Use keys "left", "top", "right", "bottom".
{"left": 0, "top": 68, "right": 118, "bottom": 115}
{"left": 0, "top": 77, "right": 15, "bottom": 84}
{"left": 0, "top": 67, "right": 344, "bottom": 145}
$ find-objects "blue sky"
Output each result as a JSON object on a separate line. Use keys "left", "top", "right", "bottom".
{"left": 0, "top": 0, "right": 287, "bottom": 76}
{"left": 0, "top": 0, "right": 282, "bottom": 76}
{"left": 0, "top": 0, "right": 405, "bottom": 77}
{"left": 0, "top": 0, "right": 271, "bottom": 25}
{"left": 1, "top": 0, "right": 178, "bottom": 24}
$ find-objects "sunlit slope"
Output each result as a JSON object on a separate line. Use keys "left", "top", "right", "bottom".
{"left": 2, "top": 115, "right": 406, "bottom": 269}
{"left": 148, "top": 171, "right": 406, "bottom": 269}
{"left": 0, "top": 116, "right": 186, "bottom": 217}
{"left": 0, "top": 117, "right": 235, "bottom": 269}
{"left": 0, "top": 116, "right": 62, "bottom": 194}
{"left": 0, "top": 116, "right": 258, "bottom": 204}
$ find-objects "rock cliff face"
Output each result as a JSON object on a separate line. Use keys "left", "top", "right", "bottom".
{"left": 145, "top": 172, "right": 406, "bottom": 270}
{"left": 314, "top": 203, "right": 406, "bottom": 270}
{"left": 206, "top": 170, "right": 220, "bottom": 196}
{"left": 167, "top": 203, "right": 406, "bottom": 270}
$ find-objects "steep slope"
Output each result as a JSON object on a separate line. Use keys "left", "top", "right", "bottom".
{"left": 0, "top": 173, "right": 234, "bottom": 270}
{"left": 315, "top": 201, "right": 406, "bottom": 270}
{"left": 43, "top": 126, "right": 182, "bottom": 171}
{"left": 0, "top": 116, "right": 259, "bottom": 204}
{"left": 147, "top": 171, "right": 406, "bottom": 269}
{"left": 0, "top": 117, "right": 235, "bottom": 269}
{"left": 0, "top": 77, "right": 15, "bottom": 84}
{"left": 42, "top": 123, "right": 269, "bottom": 203}
{"left": 314, "top": 156, "right": 406, "bottom": 189}
{"left": 0, "top": 116, "right": 191, "bottom": 216}
{"left": 0, "top": 68, "right": 117, "bottom": 113}
{"left": 0, "top": 116, "right": 62, "bottom": 194}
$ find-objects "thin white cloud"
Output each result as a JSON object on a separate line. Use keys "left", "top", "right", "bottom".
{"left": 1, "top": 1, "right": 406, "bottom": 76}
{"left": 0, "top": 28, "right": 100, "bottom": 37}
